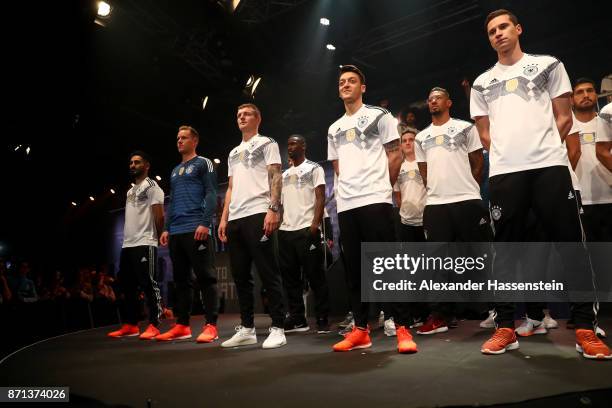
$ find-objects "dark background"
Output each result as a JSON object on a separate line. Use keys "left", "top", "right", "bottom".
{"left": 1, "top": 0, "right": 610, "bottom": 268}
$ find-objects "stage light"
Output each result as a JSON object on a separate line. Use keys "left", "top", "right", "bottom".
{"left": 202, "top": 96, "right": 209, "bottom": 110}
{"left": 231, "top": 0, "right": 241, "bottom": 12}
{"left": 97, "top": 1, "right": 112, "bottom": 17}
{"left": 155, "top": 175, "right": 162, "bottom": 181}
{"left": 246, "top": 75, "right": 255, "bottom": 87}
{"left": 110, "top": 188, "right": 116, "bottom": 194}
{"left": 89, "top": 196, "right": 95, "bottom": 201}
{"left": 25, "top": 146, "right": 31, "bottom": 155}
{"left": 213, "top": 158, "right": 221, "bottom": 164}
{"left": 131, "top": 183, "right": 135, "bottom": 187}
{"left": 326, "top": 44, "right": 336, "bottom": 51}
{"left": 320, "top": 18, "right": 330, "bottom": 26}
{"left": 71, "top": 202, "right": 77, "bottom": 207}
{"left": 251, "top": 77, "right": 261, "bottom": 96}
{"left": 14, "top": 145, "right": 22, "bottom": 151}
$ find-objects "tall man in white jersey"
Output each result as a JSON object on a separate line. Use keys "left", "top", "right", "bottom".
{"left": 218, "top": 103, "right": 287, "bottom": 349}
{"left": 279, "top": 135, "right": 331, "bottom": 334}
{"left": 470, "top": 9, "right": 610, "bottom": 359}
{"left": 327, "top": 65, "right": 417, "bottom": 354}
{"left": 569, "top": 79, "right": 612, "bottom": 241}
{"left": 108, "top": 151, "right": 165, "bottom": 340}
{"left": 414, "top": 87, "right": 491, "bottom": 336}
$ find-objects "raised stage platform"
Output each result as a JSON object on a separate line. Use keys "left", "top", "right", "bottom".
{"left": 1, "top": 314, "right": 612, "bottom": 407}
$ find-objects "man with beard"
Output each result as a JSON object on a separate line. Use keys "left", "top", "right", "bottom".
{"left": 108, "top": 151, "right": 165, "bottom": 339}
{"left": 278, "top": 135, "right": 331, "bottom": 334}
{"left": 414, "top": 87, "right": 490, "bottom": 336}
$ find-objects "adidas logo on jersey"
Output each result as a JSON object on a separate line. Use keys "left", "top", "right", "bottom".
{"left": 568, "top": 191, "right": 574, "bottom": 200}
{"left": 140, "top": 257, "right": 147, "bottom": 263}
{"left": 489, "top": 78, "right": 499, "bottom": 84}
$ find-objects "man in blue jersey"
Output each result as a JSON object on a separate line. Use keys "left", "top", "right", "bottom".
{"left": 157, "top": 125, "right": 220, "bottom": 343}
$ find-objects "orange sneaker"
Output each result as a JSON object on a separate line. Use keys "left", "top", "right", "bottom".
{"left": 107, "top": 324, "right": 139, "bottom": 338}
{"left": 396, "top": 325, "right": 418, "bottom": 354}
{"left": 575, "top": 329, "right": 612, "bottom": 360}
{"left": 139, "top": 324, "right": 161, "bottom": 340}
{"left": 196, "top": 324, "right": 219, "bottom": 343}
{"left": 333, "top": 326, "right": 372, "bottom": 352}
{"left": 481, "top": 328, "right": 519, "bottom": 355}
{"left": 155, "top": 324, "right": 192, "bottom": 341}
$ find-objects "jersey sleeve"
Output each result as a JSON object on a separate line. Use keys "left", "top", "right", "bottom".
{"left": 597, "top": 113, "right": 612, "bottom": 142}
{"left": 378, "top": 112, "right": 400, "bottom": 145}
{"left": 414, "top": 135, "right": 426, "bottom": 163}
{"left": 264, "top": 140, "right": 282, "bottom": 165}
{"left": 467, "top": 125, "right": 483, "bottom": 153}
{"left": 327, "top": 132, "right": 338, "bottom": 160}
{"left": 470, "top": 82, "right": 489, "bottom": 119}
{"left": 312, "top": 166, "right": 326, "bottom": 187}
{"left": 548, "top": 61, "right": 572, "bottom": 99}
{"left": 150, "top": 185, "right": 165, "bottom": 205}
{"left": 227, "top": 155, "right": 233, "bottom": 177}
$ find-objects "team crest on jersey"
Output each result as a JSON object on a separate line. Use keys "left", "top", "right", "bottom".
{"left": 505, "top": 78, "right": 519, "bottom": 93}
{"left": 582, "top": 133, "right": 595, "bottom": 143}
{"left": 491, "top": 205, "right": 502, "bottom": 221}
{"left": 346, "top": 128, "right": 357, "bottom": 142}
{"left": 435, "top": 135, "right": 444, "bottom": 145}
{"left": 178, "top": 167, "right": 185, "bottom": 176}
{"left": 357, "top": 116, "right": 369, "bottom": 128}
{"left": 186, "top": 165, "right": 194, "bottom": 174}
{"left": 447, "top": 126, "right": 457, "bottom": 135}
{"left": 523, "top": 64, "right": 539, "bottom": 76}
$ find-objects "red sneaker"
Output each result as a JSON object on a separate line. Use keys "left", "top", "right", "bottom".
{"left": 396, "top": 325, "right": 418, "bottom": 354}
{"left": 196, "top": 324, "right": 219, "bottom": 343}
{"left": 155, "top": 324, "right": 192, "bottom": 341}
{"left": 575, "top": 329, "right": 612, "bottom": 360}
{"left": 416, "top": 316, "right": 448, "bottom": 335}
{"left": 107, "top": 324, "right": 139, "bottom": 338}
{"left": 139, "top": 324, "right": 161, "bottom": 340}
{"left": 332, "top": 326, "right": 372, "bottom": 352}
{"left": 481, "top": 328, "right": 519, "bottom": 355}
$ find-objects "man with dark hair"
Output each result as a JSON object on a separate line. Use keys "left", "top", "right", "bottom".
{"left": 156, "top": 126, "right": 220, "bottom": 342}
{"left": 414, "top": 87, "right": 490, "bottom": 335}
{"left": 569, "top": 78, "right": 612, "bottom": 241}
{"left": 108, "top": 151, "right": 165, "bottom": 339}
{"left": 471, "top": 10, "right": 610, "bottom": 358}
{"left": 328, "top": 64, "right": 416, "bottom": 353}
{"left": 218, "top": 104, "right": 287, "bottom": 349}
{"left": 279, "top": 135, "right": 331, "bottom": 334}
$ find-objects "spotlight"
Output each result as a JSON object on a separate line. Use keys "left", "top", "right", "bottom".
{"left": 14, "top": 145, "right": 22, "bottom": 151}
{"left": 97, "top": 1, "right": 112, "bottom": 17}
{"left": 110, "top": 188, "right": 116, "bottom": 194}
{"left": 251, "top": 77, "right": 261, "bottom": 96}
{"left": 246, "top": 75, "right": 255, "bottom": 87}
{"left": 25, "top": 146, "right": 31, "bottom": 155}
{"left": 71, "top": 202, "right": 77, "bottom": 207}
{"left": 213, "top": 158, "right": 221, "bottom": 164}
{"left": 89, "top": 196, "right": 95, "bottom": 201}
{"left": 155, "top": 175, "right": 162, "bottom": 181}
{"left": 131, "top": 183, "right": 135, "bottom": 187}
{"left": 320, "top": 18, "right": 330, "bottom": 26}
{"left": 326, "top": 44, "right": 336, "bottom": 51}
{"left": 202, "top": 96, "right": 209, "bottom": 110}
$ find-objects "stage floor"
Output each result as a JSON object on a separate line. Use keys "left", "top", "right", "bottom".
{"left": 1, "top": 314, "right": 612, "bottom": 407}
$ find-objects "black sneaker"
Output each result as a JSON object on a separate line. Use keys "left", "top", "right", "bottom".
{"left": 316, "top": 318, "right": 331, "bottom": 334}
{"left": 283, "top": 316, "right": 310, "bottom": 333}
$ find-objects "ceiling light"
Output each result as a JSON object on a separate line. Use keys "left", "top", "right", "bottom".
{"left": 97, "top": 1, "right": 112, "bottom": 17}
{"left": 320, "top": 18, "right": 330, "bottom": 26}
{"left": 326, "top": 44, "right": 336, "bottom": 51}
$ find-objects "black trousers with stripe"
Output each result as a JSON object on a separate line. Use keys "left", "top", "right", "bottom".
{"left": 489, "top": 166, "right": 596, "bottom": 329}
{"left": 227, "top": 213, "right": 285, "bottom": 328}
{"left": 278, "top": 227, "right": 330, "bottom": 320}
{"left": 118, "top": 245, "right": 163, "bottom": 326}
{"left": 338, "top": 203, "right": 412, "bottom": 328}
{"left": 169, "top": 232, "right": 219, "bottom": 326}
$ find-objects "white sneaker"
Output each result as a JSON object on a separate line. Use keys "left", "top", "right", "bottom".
{"left": 480, "top": 310, "right": 496, "bottom": 329}
{"left": 596, "top": 326, "right": 607, "bottom": 338}
{"left": 542, "top": 310, "right": 559, "bottom": 329}
{"left": 384, "top": 317, "right": 396, "bottom": 337}
{"left": 378, "top": 311, "right": 385, "bottom": 327}
{"left": 515, "top": 317, "right": 547, "bottom": 337}
{"left": 221, "top": 326, "right": 257, "bottom": 348}
{"left": 262, "top": 327, "right": 287, "bottom": 349}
